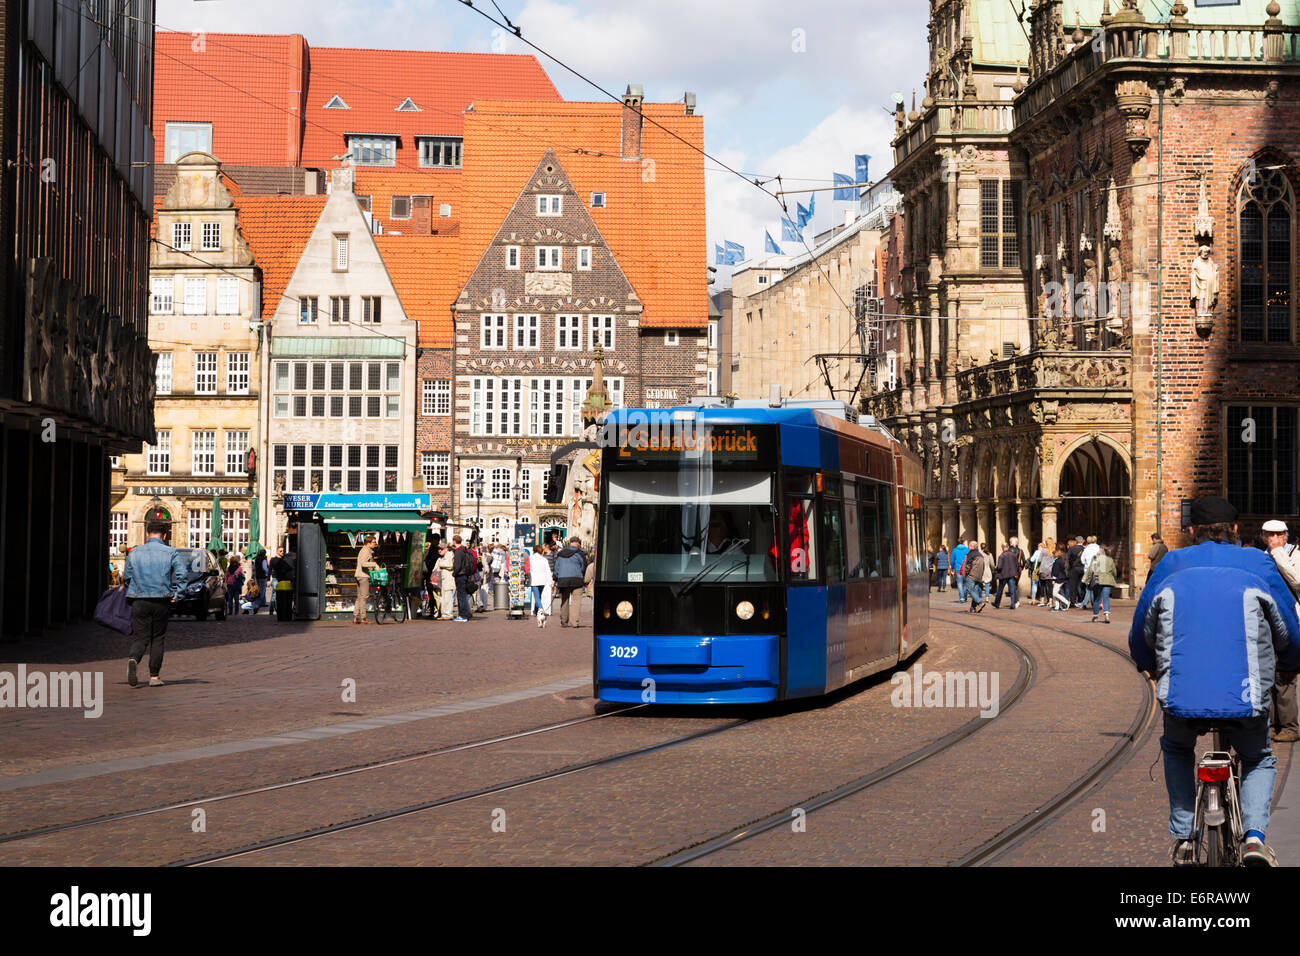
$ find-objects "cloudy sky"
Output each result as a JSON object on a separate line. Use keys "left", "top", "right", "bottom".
{"left": 159, "top": 0, "right": 929, "bottom": 282}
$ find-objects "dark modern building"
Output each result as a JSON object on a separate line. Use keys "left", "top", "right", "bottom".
{"left": 1, "top": 0, "right": 157, "bottom": 637}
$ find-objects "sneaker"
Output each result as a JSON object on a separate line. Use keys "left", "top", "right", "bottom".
{"left": 148, "top": 677, "right": 164, "bottom": 687}
{"left": 127, "top": 659, "right": 138, "bottom": 687}
{"left": 1272, "top": 728, "right": 1300, "bottom": 743}
{"left": 1242, "top": 833, "right": 1278, "bottom": 867}
{"left": 452, "top": 617, "right": 467, "bottom": 623}
{"left": 1170, "top": 838, "right": 1197, "bottom": 867}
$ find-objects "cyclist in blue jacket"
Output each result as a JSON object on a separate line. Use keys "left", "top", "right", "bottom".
{"left": 1129, "top": 496, "right": 1300, "bottom": 866}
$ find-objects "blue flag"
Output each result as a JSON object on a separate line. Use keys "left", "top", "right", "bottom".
{"left": 724, "top": 240, "right": 745, "bottom": 264}
{"left": 781, "top": 217, "right": 800, "bottom": 242}
{"left": 715, "top": 243, "right": 726, "bottom": 265}
{"left": 765, "top": 230, "right": 782, "bottom": 254}
{"left": 855, "top": 154, "right": 871, "bottom": 186}
{"left": 806, "top": 190, "right": 815, "bottom": 223}
{"left": 833, "top": 172, "right": 855, "bottom": 201}
{"left": 796, "top": 201, "right": 810, "bottom": 228}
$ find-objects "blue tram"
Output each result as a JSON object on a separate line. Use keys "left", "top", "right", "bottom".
{"left": 593, "top": 400, "right": 930, "bottom": 704}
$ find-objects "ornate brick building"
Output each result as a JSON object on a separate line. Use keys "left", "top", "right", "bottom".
{"left": 868, "top": 0, "right": 1300, "bottom": 589}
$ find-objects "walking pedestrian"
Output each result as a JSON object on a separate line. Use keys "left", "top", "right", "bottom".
{"left": 436, "top": 543, "right": 456, "bottom": 620}
{"left": 554, "top": 537, "right": 589, "bottom": 628}
{"left": 452, "top": 535, "right": 475, "bottom": 622}
{"left": 950, "top": 539, "right": 970, "bottom": 603}
{"left": 1148, "top": 532, "right": 1168, "bottom": 571}
{"left": 1050, "top": 545, "right": 1070, "bottom": 610}
{"left": 1080, "top": 535, "right": 1101, "bottom": 610}
{"left": 1036, "top": 538, "right": 1056, "bottom": 605}
{"left": 933, "top": 542, "right": 950, "bottom": 592}
{"left": 992, "top": 539, "right": 1022, "bottom": 610}
{"left": 267, "top": 546, "right": 285, "bottom": 615}
{"left": 353, "top": 535, "right": 379, "bottom": 625}
{"left": 224, "top": 554, "right": 244, "bottom": 619}
{"left": 1088, "top": 543, "right": 1118, "bottom": 623}
{"left": 963, "top": 539, "right": 987, "bottom": 613}
{"left": 529, "top": 544, "right": 554, "bottom": 627}
{"left": 271, "top": 547, "right": 296, "bottom": 622}
{"left": 1066, "top": 536, "right": 1086, "bottom": 608}
{"left": 1264, "top": 519, "right": 1300, "bottom": 743}
{"left": 122, "top": 512, "right": 188, "bottom": 687}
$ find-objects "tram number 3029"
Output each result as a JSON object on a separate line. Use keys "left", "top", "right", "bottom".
{"left": 608, "top": 645, "right": 640, "bottom": 659}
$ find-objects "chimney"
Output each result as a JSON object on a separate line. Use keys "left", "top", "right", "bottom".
{"left": 411, "top": 196, "right": 432, "bottom": 235}
{"left": 332, "top": 164, "right": 354, "bottom": 194}
{"left": 621, "top": 83, "right": 644, "bottom": 160}
{"left": 683, "top": 91, "right": 696, "bottom": 115}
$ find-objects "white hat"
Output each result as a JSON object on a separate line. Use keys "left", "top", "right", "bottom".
{"left": 1263, "top": 519, "right": 1289, "bottom": 533}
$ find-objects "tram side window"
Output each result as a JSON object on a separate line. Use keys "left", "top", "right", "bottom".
{"left": 858, "top": 487, "right": 881, "bottom": 578}
{"left": 844, "top": 484, "right": 864, "bottom": 579}
{"left": 785, "top": 493, "right": 819, "bottom": 582}
{"left": 822, "top": 497, "right": 845, "bottom": 582}
{"left": 877, "top": 483, "right": 897, "bottom": 578}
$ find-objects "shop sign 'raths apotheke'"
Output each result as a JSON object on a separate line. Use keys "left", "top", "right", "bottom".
{"left": 136, "top": 486, "right": 253, "bottom": 497}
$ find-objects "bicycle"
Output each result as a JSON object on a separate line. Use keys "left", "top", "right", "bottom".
{"left": 368, "top": 566, "right": 408, "bottom": 624}
{"left": 1191, "top": 726, "right": 1244, "bottom": 867}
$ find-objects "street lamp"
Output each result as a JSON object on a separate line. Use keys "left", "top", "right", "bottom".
{"left": 471, "top": 475, "right": 484, "bottom": 538}
{"left": 512, "top": 482, "right": 523, "bottom": 527}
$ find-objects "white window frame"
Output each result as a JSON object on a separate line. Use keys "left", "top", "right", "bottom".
{"left": 226, "top": 352, "right": 250, "bottom": 394}
{"left": 708, "top": 321, "right": 718, "bottom": 349}
{"left": 164, "top": 121, "right": 212, "bottom": 164}
{"left": 470, "top": 377, "right": 523, "bottom": 436}
{"left": 506, "top": 246, "right": 520, "bottom": 270}
{"left": 330, "top": 295, "right": 350, "bottom": 324}
{"left": 171, "top": 221, "right": 191, "bottom": 252}
{"left": 155, "top": 353, "right": 173, "bottom": 395}
{"left": 147, "top": 431, "right": 171, "bottom": 476}
{"left": 417, "top": 136, "right": 462, "bottom": 168}
{"left": 361, "top": 296, "right": 382, "bottom": 324}
{"left": 192, "top": 430, "right": 216, "bottom": 476}
{"left": 422, "top": 379, "right": 451, "bottom": 416}
{"left": 109, "top": 512, "right": 129, "bottom": 554}
{"left": 481, "top": 314, "right": 508, "bottom": 350}
{"left": 590, "top": 192, "right": 606, "bottom": 208}
{"left": 535, "top": 246, "right": 561, "bottom": 270}
{"left": 201, "top": 221, "right": 221, "bottom": 251}
{"left": 514, "top": 314, "right": 539, "bottom": 350}
{"left": 300, "top": 297, "right": 319, "bottom": 324}
{"left": 589, "top": 314, "right": 615, "bottom": 350}
{"left": 519, "top": 468, "right": 533, "bottom": 502}
{"left": 528, "top": 377, "right": 567, "bottom": 437}
{"left": 570, "top": 377, "right": 623, "bottom": 435}
{"left": 184, "top": 277, "right": 207, "bottom": 315}
{"left": 536, "top": 195, "right": 562, "bottom": 216}
{"left": 216, "top": 276, "right": 239, "bottom": 315}
{"left": 225, "top": 430, "right": 249, "bottom": 475}
{"left": 577, "top": 246, "right": 592, "bottom": 270}
{"left": 463, "top": 466, "right": 486, "bottom": 500}
{"left": 665, "top": 331, "right": 679, "bottom": 346}
{"left": 347, "top": 134, "right": 397, "bottom": 167}
{"left": 195, "top": 352, "right": 218, "bottom": 394}
{"left": 707, "top": 368, "right": 718, "bottom": 395}
{"left": 151, "top": 277, "right": 174, "bottom": 314}
{"left": 490, "top": 467, "right": 512, "bottom": 501}
{"left": 333, "top": 233, "right": 349, "bottom": 271}
{"left": 556, "top": 314, "right": 582, "bottom": 351}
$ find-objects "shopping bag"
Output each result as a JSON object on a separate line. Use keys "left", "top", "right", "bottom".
{"left": 95, "top": 585, "right": 132, "bottom": 635}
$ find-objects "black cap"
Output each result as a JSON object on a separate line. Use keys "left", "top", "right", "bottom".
{"left": 1190, "top": 495, "right": 1237, "bottom": 526}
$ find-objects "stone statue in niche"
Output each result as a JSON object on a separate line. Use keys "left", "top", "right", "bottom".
{"left": 1190, "top": 245, "right": 1218, "bottom": 316}
{"left": 1105, "top": 246, "right": 1124, "bottom": 326}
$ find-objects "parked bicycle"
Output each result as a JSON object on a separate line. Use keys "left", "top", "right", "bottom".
{"left": 368, "top": 564, "right": 408, "bottom": 624}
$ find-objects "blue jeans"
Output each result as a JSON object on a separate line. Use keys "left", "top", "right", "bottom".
{"left": 531, "top": 585, "right": 543, "bottom": 612}
{"left": 935, "top": 567, "right": 947, "bottom": 591}
{"left": 955, "top": 574, "right": 967, "bottom": 602}
{"left": 268, "top": 576, "right": 278, "bottom": 611}
{"left": 1161, "top": 711, "right": 1275, "bottom": 840}
{"left": 1091, "top": 585, "right": 1111, "bottom": 615}
{"left": 964, "top": 576, "right": 984, "bottom": 607}
{"left": 992, "top": 577, "right": 1018, "bottom": 608}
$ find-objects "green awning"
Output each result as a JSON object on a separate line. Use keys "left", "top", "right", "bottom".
{"left": 321, "top": 510, "right": 428, "bottom": 532}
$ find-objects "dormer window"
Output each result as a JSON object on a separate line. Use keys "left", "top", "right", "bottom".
{"left": 418, "top": 137, "right": 462, "bottom": 168}
{"left": 396, "top": 97, "right": 421, "bottom": 112}
{"left": 537, "top": 195, "right": 562, "bottom": 217}
{"left": 346, "top": 134, "right": 397, "bottom": 166}
{"left": 323, "top": 95, "right": 350, "bottom": 110}
{"left": 590, "top": 192, "right": 606, "bottom": 208}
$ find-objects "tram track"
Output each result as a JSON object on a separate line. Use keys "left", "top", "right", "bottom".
{"left": 650, "top": 609, "right": 1154, "bottom": 866}
{"left": 173, "top": 717, "right": 753, "bottom": 866}
{"left": 0, "top": 702, "right": 643, "bottom": 846}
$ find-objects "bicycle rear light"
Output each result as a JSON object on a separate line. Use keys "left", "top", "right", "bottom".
{"left": 1198, "top": 766, "right": 1231, "bottom": 783}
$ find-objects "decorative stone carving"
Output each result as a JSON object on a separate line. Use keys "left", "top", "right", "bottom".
{"left": 1103, "top": 178, "right": 1122, "bottom": 241}
{"left": 524, "top": 272, "right": 573, "bottom": 295}
{"left": 1114, "top": 79, "right": 1153, "bottom": 158}
{"left": 1194, "top": 173, "right": 1214, "bottom": 241}
{"left": 1190, "top": 245, "right": 1218, "bottom": 317}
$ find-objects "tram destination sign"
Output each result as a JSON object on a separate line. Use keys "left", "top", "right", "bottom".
{"left": 611, "top": 421, "right": 765, "bottom": 461}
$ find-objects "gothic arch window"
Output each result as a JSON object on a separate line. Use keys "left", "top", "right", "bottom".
{"left": 1239, "top": 167, "right": 1293, "bottom": 343}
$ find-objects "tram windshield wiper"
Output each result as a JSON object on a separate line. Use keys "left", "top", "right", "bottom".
{"left": 675, "top": 539, "right": 749, "bottom": 597}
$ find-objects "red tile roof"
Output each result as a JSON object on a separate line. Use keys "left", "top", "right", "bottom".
{"left": 230, "top": 195, "right": 328, "bottom": 317}
{"left": 352, "top": 168, "right": 462, "bottom": 235}
{"left": 153, "top": 33, "right": 561, "bottom": 169}
{"left": 459, "top": 101, "right": 708, "bottom": 328}
{"left": 374, "top": 235, "right": 461, "bottom": 348}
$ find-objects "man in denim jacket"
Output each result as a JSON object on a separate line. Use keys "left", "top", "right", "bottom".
{"left": 123, "top": 512, "right": 189, "bottom": 687}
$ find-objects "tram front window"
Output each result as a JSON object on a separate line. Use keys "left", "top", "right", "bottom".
{"left": 599, "top": 470, "right": 778, "bottom": 584}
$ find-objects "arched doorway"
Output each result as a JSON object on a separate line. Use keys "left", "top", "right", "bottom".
{"left": 1058, "top": 439, "right": 1132, "bottom": 584}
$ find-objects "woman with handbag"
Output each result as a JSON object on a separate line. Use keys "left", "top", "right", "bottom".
{"left": 1088, "top": 543, "right": 1118, "bottom": 624}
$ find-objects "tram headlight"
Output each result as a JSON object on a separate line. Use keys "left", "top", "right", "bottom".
{"left": 616, "top": 600, "right": 634, "bottom": 620}
{"left": 735, "top": 600, "right": 755, "bottom": 621}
